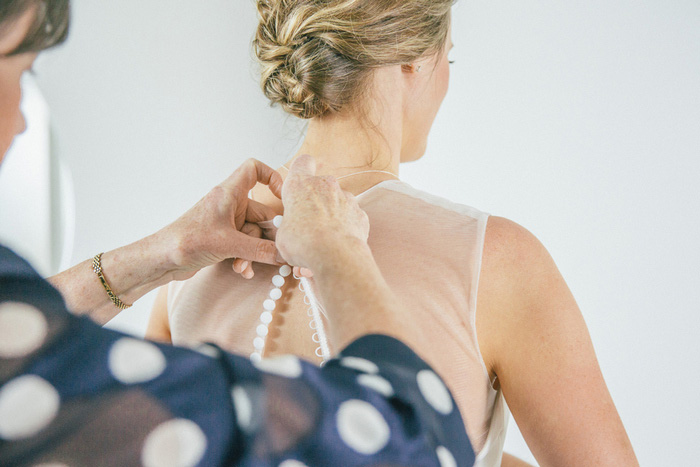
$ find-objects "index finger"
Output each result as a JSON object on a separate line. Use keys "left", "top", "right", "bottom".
{"left": 222, "top": 158, "right": 284, "bottom": 198}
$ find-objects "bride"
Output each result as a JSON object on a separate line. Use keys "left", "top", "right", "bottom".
{"left": 147, "top": 1, "right": 637, "bottom": 465}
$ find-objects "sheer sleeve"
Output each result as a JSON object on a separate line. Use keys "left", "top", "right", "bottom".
{"left": 0, "top": 245, "right": 474, "bottom": 466}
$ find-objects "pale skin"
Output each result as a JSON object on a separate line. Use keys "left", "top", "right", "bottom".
{"left": 149, "top": 23, "right": 638, "bottom": 466}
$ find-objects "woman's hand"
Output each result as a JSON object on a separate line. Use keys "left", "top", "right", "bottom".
{"left": 231, "top": 223, "right": 313, "bottom": 279}
{"left": 275, "top": 154, "right": 370, "bottom": 270}
{"left": 49, "top": 158, "right": 290, "bottom": 322}
{"left": 156, "top": 158, "right": 286, "bottom": 280}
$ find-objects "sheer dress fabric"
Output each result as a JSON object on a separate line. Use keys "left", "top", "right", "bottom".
{"left": 0, "top": 244, "right": 475, "bottom": 466}
{"left": 168, "top": 180, "right": 509, "bottom": 463}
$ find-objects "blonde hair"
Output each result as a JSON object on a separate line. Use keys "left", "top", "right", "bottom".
{"left": 253, "top": 0, "right": 453, "bottom": 119}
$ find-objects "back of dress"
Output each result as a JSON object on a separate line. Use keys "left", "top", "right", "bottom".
{"left": 167, "top": 180, "right": 508, "bottom": 461}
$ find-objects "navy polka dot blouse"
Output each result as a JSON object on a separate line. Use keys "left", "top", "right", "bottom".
{"left": 0, "top": 245, "right": 475, "bottom": 466}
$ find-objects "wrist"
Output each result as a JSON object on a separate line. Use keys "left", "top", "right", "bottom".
{"left": 101, "top": 234, "right": 176, "bottom": 304}
{"left": 306, "top": 236, "right": 373, "bottom": 272}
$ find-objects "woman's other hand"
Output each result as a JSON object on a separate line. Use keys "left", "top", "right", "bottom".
{"left": 156, "top": 158, "right": 285, "bottom": 281}
{"left": 50, "top": 158, "right": 290, "bottom": 322}
{"left": 275, "top": 154, "right": 370, "bottom": 270}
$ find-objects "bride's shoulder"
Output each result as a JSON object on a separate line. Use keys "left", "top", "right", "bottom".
{"left": 479, "top": 216, "right": 562, "bottom": 313}
{"left": 482, "top": 216, "right": 553, "bottom": 278}
{"left": 485, "top": 215, "right": 550, "bottom": 255}
{"left": 379, "top": 181, "right": 490, "bottom": 220}
{"left": 477, "top": 216, "right": 568, "bottom": 376}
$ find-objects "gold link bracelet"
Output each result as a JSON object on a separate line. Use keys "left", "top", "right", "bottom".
{"left": 92, "top": 253, "right": 132, "bottom": 310}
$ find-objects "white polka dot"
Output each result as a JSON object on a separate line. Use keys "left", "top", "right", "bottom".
{"left": 357, "top": 374, "right": 394, "bottom": 398}
{"left": 336, "top": 399, "right": 390, "bottom": 455}
{"left": 279, "top": 265, "right": 292, "bottom": 277}
{"left": 417, "top": 370, "right": 453, "bottom": 415}
{"left": 141, "top": 419, "right": 207, "bottom": 467}
{"left": 269, "top": 288, "right": 283, "bottom": 300}
{"left": 109, "top": 338, "right": 166, "bottom": 384}
{"left": 263, "top": 299, "right": 276, "bottom": 311}
{"left": 436, "top": 446, "right": 457, "bottom": 467}
{"left": 340, "top": 356, "right": 379, "bottom": 374}
{"left": 254, "top": 355, "right": 303, "bottom": 378}
{"left": 272, "top": 275, "right": 285, "bottom": 287}
{"left": 253, "top": 337, "right": 265, "bottom": 350}
{"left": 278, "top": 460, "right": 308, "bottom": 467}
{"left": 193, "top": 344, "right": 219, "bottom": 359}
{"left": 0, "top": 375, "right": 60, "bottom": 440}
{"left": 250, "top": 352, "right": 262, "bottom": 363}
{"left": 256, "top": 324, "right": 269, "bottom": 337}
{"left": 0, "top": 302, "right": 48, "bottom": 358}
{"left": 231, "top": 386, "right": 252, "bottom": 431}
{"left": 260, "top": 311, "right": 273, "bottom": 324}
{"left": 273, "top": 215, "right": 284, "bottom": 228}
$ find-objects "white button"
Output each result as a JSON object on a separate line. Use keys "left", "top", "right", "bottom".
{"left": 263, "top": 299, "right": 276, "bottom": 311}
{"left": 260, "top": 311, "right": 273, "bottom": 325}
{"left": 279, "top": 265, "right": 292, "bottom": 277}
{"left": 273, "top": 215, "right": 284, "bottom": 228}
{"left": 256, "top": 325, "right": 269, "bottom": 337}
{"left": 269, "top": 288, "right": 283, "bottom": 300}
{"left": 250, "top": 352, "right": 262, "bottom": 363}
{"left": 272, "top": 275, "right": 285, "bottom": 287}
{"left": 253, "top": 337, "right": 265, "bottom": 350}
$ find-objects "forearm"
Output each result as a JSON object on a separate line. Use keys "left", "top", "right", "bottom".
{"left": 309, "top": 238, "right": 427, "bottom": 358}
{"left": 501, "top": 453, "right": 535, "bottom": 467}
{"left": 48, "top": 233, "right": 175, "bottom": 324}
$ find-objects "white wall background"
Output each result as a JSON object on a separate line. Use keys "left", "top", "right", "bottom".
{"left": 30, "top": 0, "right": 699, "bottom": 465}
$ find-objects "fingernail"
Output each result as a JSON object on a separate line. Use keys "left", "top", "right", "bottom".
{"left": 240, "top": 261, "right": 249, "bottom": 271}
{"left": 300, "top": 267, "right": 313, "bottom": 277}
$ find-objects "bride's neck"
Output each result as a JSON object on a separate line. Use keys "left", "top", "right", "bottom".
{"left": 291, "top": 103, "right": 403, "bottom": 177}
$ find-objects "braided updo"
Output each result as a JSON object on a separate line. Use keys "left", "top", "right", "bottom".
{"left": 253, "top": 0, "right": 454, "bottom": 119}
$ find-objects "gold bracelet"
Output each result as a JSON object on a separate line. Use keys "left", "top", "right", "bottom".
{"left": 92, "top": 253, "right": 132, "bottom": 310}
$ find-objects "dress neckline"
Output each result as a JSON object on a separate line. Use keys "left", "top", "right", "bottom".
{"left": 257, "top": 179, "right": 402, "bottom": 227}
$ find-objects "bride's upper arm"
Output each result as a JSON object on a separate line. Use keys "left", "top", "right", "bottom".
{"left": 145, "top": 285, "right": 172, "bottom": 343}
{"left": 477, "top": 216, "right": 637, "bottom": 466}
